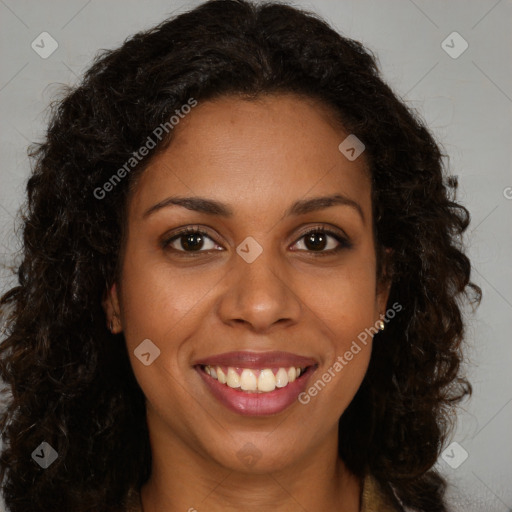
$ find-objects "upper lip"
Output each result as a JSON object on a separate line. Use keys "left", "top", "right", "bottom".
{"left": 193, "top": 351, "right": 318, "bottom": 369}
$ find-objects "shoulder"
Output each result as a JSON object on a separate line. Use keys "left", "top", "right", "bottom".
{"left": 123, "top": 486, "right": 143, "bottom": 512}
{"left": 123, "top": 474, "right": 409, "bottom": 512}
{"left": 361, "top": 473, "right": 409, "bottom": 512}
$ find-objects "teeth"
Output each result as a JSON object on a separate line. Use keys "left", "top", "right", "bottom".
{"left": 275, "top": 368, "right": 288, "bottom": 388}
{"left": 226, "top": 368, "right": 240, "bottom": 388}
{"left": 217, "top": 367, "right": 227, "bottom": 384}
{"left": 203, "top": 365, "right": 307, "bottom": 393}
{"left": 258, "top": 369, "right": 276, "bottom": 392}
{"left": 240, "top": 369, "right": 257, "bottom": 391}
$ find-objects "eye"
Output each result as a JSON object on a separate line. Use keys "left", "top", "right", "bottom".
{"left": 291, "top": 226, "right": 352, "bottom": 255}
{"left": 161, "top": 227, "right": 221, "bottom": 255}
{"left": 161, "top": 225, "right": 352, "bottom": 257}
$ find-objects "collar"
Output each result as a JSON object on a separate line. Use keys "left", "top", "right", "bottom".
{"left": 361, "top": 473, "right": 406, "bottom": 511}
{"left": 124, "top": 472, "right": 405, "bottom": 511}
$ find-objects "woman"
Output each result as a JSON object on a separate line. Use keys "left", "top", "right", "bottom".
{"left": 0, "top": 1, "right": 481, "bottom": 511}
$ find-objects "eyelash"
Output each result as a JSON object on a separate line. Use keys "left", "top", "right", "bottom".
{"left": 161, "top": 225, "right": 352, "bottom": 257}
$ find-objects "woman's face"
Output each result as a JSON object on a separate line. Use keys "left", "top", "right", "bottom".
{"left": 106, "top": 93, "right": 390, "bottom": 474}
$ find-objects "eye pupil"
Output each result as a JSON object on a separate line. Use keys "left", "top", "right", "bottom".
{"left": 305, "top": 232, "right": 326, "bottom": 251}
{"left": 182, "top": 233, "right": 204, "bottom": 251}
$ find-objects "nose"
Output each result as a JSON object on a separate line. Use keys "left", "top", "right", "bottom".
{"left": 216, "top": 243, "right": 302, "bottom": 333}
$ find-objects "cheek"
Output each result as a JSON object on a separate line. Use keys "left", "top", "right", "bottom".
{"left": 117, "top": 249, "right": 200, "bottom": 425}
{"left": 118, "top": 245, "right": 218, "bottom": 351}
{"left": 117, "top": 244, "right": 227, "bottom": 415}
{"left": 295, "top": 250, "right": 377, "bottom": 409}
{"left": 299, "top": 250, "right": 378, "bottom": 343}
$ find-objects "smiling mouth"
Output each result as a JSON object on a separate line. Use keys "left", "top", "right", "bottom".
{"left": 200, "top": 364, "right": 311, "bottom": 393}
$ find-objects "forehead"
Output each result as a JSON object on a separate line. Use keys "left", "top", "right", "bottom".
{"left": 129, "top": 93, "right": 372, "bottom": 220}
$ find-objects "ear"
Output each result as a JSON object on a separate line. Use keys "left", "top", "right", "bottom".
{"left": 102, "top": 282, "right": 122, "bottom": 333}
{"left": 376, "top": 279, "right": 392, "bottom": 317}
{"left": 375, "top": 247, "right": 393, "bottom": 319}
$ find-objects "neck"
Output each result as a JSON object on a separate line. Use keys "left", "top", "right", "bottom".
{"left": 140, "top": 410, "right": 361, "bottom": 512}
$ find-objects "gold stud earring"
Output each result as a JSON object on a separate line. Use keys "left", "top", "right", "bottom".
{"left": 377, "top": 320, "right": 385, "bottom": 331}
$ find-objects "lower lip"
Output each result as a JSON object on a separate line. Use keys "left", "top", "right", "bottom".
{"left": 196, "top": 366, "right": 316, "bottom": 416}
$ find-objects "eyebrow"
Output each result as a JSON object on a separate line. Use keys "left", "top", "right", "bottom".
{"left": 143, "top": 193, "right": 365, "bottom": 223}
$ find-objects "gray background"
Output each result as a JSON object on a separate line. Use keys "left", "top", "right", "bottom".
{"left": 0, "top": 0, "right": 511, "bottom": 510}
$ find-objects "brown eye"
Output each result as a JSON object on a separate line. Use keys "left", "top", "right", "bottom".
{"left": 292, "top": 227, "right": 352, "bottom": 254}
{"left": 162, "top": 227, "right": 220, "bottom": 253}
{"left": 179, "top": 232, "right": 206, "bottom": 251}
{"left": 304, "top": 231, "right": 328, "bottom": 251}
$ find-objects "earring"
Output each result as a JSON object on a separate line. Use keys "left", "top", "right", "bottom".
{"left": 377, "top": 320, "right": 385, "bottom": 331}
{"left": 109, "top": 320, "right": 114, "bottom": 332}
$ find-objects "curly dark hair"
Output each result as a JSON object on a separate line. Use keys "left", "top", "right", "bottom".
{"left": 0, "top": 1, "right": 481, "bottom": 511}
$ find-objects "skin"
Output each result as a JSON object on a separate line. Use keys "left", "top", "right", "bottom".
{"left": 104, "top": 93, "right": 391, "bottom": 512}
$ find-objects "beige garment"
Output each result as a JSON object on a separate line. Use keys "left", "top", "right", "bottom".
{"left": 123, "top": 473, "right": 405, "bottom": 511}
{"left": 360, "top": 474, "right": 406, "bottom": 512}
